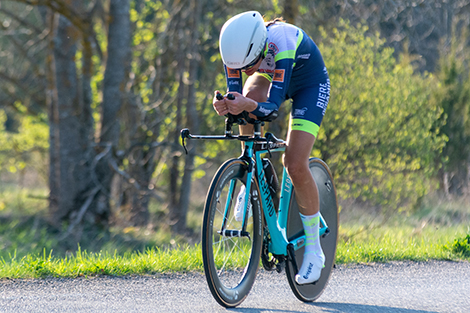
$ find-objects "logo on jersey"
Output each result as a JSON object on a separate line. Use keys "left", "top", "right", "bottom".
{"left": 227, "top": 68, "right": 240, "bottom": 78}
{"left": 317, "top": 79, "right": 331, "bottom": 116}
{"left": 259, "top": 107, "right": 273, "bottom": 116}
{"left": 297, "top": 54, "right": 311, "bottom": 60}
{"left": 273, "top": 69, "right": 285, "bottom": 82}
{"left": 294, "top": 107, "right": 308, "bottom": 117}
{"left": 268, "top": 42, "right": 279, "bottom": 54}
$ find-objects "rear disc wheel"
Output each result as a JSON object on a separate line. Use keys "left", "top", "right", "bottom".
{"left": 285, "top": 158, "right": 339, "bottom": 302}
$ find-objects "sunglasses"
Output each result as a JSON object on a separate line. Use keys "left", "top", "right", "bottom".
{"left": 240, "top": 53, "right": 263, "bottom": 71}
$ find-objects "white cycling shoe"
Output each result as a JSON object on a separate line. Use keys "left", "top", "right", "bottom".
{"left": 234, "top": 185, "right": 252, "bottom": 222}
{"left": 295, "top": 252, "right": 325, "bottom": 285}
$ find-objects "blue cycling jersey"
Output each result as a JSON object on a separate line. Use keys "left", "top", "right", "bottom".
{"left": 224, "top": 22, "right": 329, "bottom": 119}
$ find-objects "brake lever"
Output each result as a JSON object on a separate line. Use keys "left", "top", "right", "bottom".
{"left": 181, "top": 128, "right": 190, "bottom": 154}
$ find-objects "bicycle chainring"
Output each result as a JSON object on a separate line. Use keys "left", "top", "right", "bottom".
{"left": 261, "top": 227, "right": 277, "bottom": 271}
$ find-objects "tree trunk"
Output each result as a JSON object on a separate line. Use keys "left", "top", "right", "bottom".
{"left": 177, "top": 0, "right": 203, "bottom": 234}
{"left": 168, "top": 65, "right": 184, "bottom": 232}
{"left": 96, "top": 0, "right": 132, "bottom": 223}
{"left": 46, "top": 9, "right": 60, "bottom": 221}
{"left": 121, "top": 144, "right": 154, "bottom": 227}
{"left": 48, "top": 10, "right": 97, "bottom": 239}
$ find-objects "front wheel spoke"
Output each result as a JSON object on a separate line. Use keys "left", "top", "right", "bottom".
{"left": 228, "top": 236, "right": 251, "bottom": 260}
{"left": 217, "top": 240, "right": 239, "bottom": 275}
{"left": 213, "top": 234, "right": 250, "bottom": 257}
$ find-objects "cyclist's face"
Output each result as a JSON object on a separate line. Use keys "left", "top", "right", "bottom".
{"left": 242, "top": 57, "right": 263, "bottom": 76}
{"left": 242, "top": 61, "right": 261, "bottom": 76}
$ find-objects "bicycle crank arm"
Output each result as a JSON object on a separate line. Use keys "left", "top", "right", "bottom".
{"left": 217, "top": 229, "right": 251, "bottom": 239}
{"left": 321, "top": 227, "right": 330, "bottom": 238}
{"left": 287, "top": 244, "right": 298, "bottom": 274}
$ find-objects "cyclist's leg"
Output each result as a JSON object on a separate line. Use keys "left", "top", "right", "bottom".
{"left": 284, "top": 130, "right": 324, "bottom": 284}
{"left": 284, "top": 130, "right": 319, "bottom": 215}
{"left": 285, "top": 82, "right": 329, "bottom": 215}
{"left": 284, "top": 82, "right": 330, "bottom": 284}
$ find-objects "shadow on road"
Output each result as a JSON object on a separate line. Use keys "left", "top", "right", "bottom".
{"left": 312, "top": 302, "right": 438, "bottom": 313}
{"left": 228, "top": 302, "right": 437, "bottom": 313}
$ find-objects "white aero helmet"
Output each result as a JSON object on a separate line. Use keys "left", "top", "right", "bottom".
{"left": 219, "top": 11, "right": 267, "bottom": 69}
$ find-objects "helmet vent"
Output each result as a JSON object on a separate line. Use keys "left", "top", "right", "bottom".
{"left": 246, "top": 43, "right": 253, "bottom": 57}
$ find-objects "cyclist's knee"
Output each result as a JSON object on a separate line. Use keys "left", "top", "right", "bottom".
{"left": 283, "top": 155, "right": 309, "bottom": 182}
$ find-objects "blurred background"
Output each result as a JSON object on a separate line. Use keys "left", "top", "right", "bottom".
{"left": 0, "top": 0, "right": 469, "bottom": 258}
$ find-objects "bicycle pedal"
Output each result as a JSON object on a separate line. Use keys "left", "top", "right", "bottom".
{"left": 321, "top": 228, "right": 330, "bottom": 238}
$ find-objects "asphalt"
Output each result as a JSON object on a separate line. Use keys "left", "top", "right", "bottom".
{"left": 1, "top": 261, "right": 469, "bottom": 312}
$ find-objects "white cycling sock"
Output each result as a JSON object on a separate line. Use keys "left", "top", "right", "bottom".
{"left": 295, "top": 212, "right": 325, "bottom": 285}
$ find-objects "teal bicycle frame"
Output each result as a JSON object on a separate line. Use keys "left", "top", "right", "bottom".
{"left": 236, "top": 135, "right": 330, "bottom": 257}
{"left": 181, "top": 118, "right": 329, "bottom": 257}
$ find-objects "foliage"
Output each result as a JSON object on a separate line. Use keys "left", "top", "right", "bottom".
{"left": 430, "top": 26, "right": 470, "bottom": 194}
{"left": 449, "top": 233, "right": 470, "bottom": 257}
{"left": 295, "top": 0, "right": 470, "bottom": 73}
{"left": 1, "top": 1, "right": 467, "bottom": 235}
{"left": 314, "top": 20, "right": 446, "bottom": 211}
{"left": 0, "top": 109, "right": 49, "bottom": 178}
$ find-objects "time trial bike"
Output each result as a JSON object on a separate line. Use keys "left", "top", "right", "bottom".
{"left": 181, "top": 96, "right": 338, "bottom": 308}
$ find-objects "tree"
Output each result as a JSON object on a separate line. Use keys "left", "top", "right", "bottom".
{"left": 47, "top": 7, "right": 98, "bottom": 232}
{"left": 315, "top": 20, "right": 446, "bottom": 211}
{"left": 4, "top": 0, "right": 133, "bottom": 241}
{"left": 296, "top": 0, "right": 470, "bottom": 73}
{"left": 95, "top": 0, "right": 133, "bottom": 225}
{"left": 432, "top": 26, "right": 470, "bottom": 196}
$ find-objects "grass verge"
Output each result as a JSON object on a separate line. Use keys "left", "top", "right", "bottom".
{"left": 1, "top": 226, "right": 468, "bottom": 279}
{"left": 0, "top": 245, "right": 203, "bottom": 279}
{"left": 1, "top": 184, "right": 469, "bottom": 279}
{"left": 336, "top": 224, "right": 470, "bottom": 263}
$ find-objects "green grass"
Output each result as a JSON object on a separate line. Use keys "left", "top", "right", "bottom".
{"left": 1, "top": 225, "right": 468, "bottom": 279}
{"left": 336, "top": 224, "right": 470, "bottom": 263}
{"left": 0, "top": 182, "right": 469, "bottom": 279}
{"left": 0, "top": 245, "right": 204, "bottom": 279}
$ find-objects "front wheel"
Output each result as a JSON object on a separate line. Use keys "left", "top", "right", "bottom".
{"left": 201, "top": 159, "right": 263, "bottom": 308}
{"left": 285, "top": 158, "right": 339, "bottom": 302}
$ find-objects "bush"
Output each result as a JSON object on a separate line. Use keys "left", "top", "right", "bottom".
{"left": 451, "top": 234, "right": 470, "bottom": 257}
{"left": 0, "top": 108, "right": 49, "bottom": 178}
{"left": 315, "top": 20, "right": 446, "bottom": 211}
{"left": 431, "top": 28, "right": 470, "bottom": 195}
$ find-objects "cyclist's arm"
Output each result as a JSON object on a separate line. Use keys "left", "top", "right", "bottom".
{"left": 224, "top": 66, "right": 243, "bottom": 94}
{"left": 250, "top": 58, "right": 293, "bottom": 118}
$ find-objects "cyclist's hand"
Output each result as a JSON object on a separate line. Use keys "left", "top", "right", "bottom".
{"left": 225, "top": 92, "right": 258, "bottom": 115}
{"left": 213, "top": 91, "right": 228, "bottom": 116}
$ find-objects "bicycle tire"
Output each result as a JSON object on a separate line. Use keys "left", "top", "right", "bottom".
{"left": 202, "top": 159, "right": 263, "bottom": 307}
{"left": 285, "top": 158, "right": 339, "bottom": 302}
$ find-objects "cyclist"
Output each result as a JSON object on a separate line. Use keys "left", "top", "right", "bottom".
{"left": 213, "top": 11, "right": 330, "bottom": 285}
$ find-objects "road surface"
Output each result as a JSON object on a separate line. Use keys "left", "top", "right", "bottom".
{"left": 1, "top": 261, "right": 469, "bottom": 312}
